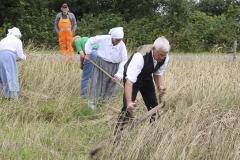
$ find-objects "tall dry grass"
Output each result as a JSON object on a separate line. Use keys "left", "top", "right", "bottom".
{"left": 102, "top": 56, "right": 240, "bottom": 160}
{"left": 0, "top": 51, "right": 239, "bottom": 159}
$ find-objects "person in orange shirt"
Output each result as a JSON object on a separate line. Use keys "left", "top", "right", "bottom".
{"left": 54, "top": 3, "right": 77, "bottom": 61}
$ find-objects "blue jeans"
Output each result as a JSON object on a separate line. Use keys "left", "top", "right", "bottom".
{"left": 81, "top": 49, "right": 98, "bottom": 96}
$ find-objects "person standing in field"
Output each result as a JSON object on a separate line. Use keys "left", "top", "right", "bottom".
{"left": 85, "top": 27, "right": 128, "bottom": 109}
{"left": 114, "top": 36, "right": 170, "bottom": 133}
{"left": 0, "top": 27, "right": 27, "bottom": 99}
{"left": 0, "top": 11, "right": 4, "bottom": 27}
{"left": 72, "top": 36, "right": 99, "bottom": 97}
{"left": 54, "top": 3, "right": 77, "bottom": 61}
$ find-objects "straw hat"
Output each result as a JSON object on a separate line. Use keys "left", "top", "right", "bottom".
{"left": 72, "top": 36, "right": 81, "bottom": 50}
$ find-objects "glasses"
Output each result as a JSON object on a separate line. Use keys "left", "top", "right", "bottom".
{"left": 155, "top": 48, "right": 167, "bottom": 58}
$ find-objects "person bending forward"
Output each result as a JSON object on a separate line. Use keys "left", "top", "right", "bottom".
{"left": 115, "top": 36, "right": 171, "bottom": 133}
{"left": 85, "top": 27, "right": 128, "bottom": 109}
{"left": 0, "top": 27, "right": 26, "bottom": 99}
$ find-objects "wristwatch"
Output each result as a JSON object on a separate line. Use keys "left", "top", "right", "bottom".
{"left": 157, "top": 86, "right": 163, "bottom": 90}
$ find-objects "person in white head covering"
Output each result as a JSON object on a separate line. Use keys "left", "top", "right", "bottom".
{"left": 84, "top": 27, "right": 128, "bottom": 109}
{"left": 7, "top": 27, "right": 22, "bottom": 37}
{"left": 0, "top": 27, "right": 26, "bottom": 99}
{"left": 108, "top": 27, "right": 124, "bottom": 39}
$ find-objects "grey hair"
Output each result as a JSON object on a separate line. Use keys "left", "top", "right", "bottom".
{"left": 153, "top": 36, "right": 171, "bottom": 53}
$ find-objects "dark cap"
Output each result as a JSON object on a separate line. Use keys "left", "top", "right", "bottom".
{"left": 61, "top": 3, "right": 68, "bottom": 8}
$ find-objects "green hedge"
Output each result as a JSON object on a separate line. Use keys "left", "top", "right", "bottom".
{"left": 1, "top": 11, "right": 240, "bottom": 53}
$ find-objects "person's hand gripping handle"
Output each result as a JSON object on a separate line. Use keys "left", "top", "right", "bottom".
{"left": 158, "top": 86, "right": 166, "bottom": 103}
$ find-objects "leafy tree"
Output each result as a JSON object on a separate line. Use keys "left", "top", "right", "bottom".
{"left": 0, "top": 0, "right": 57, "bottom": 45}
{"left": 110, "top": 0, "right": 159, "bottom": 21}
{"left": 1, "top": 0, "right": 240, "bottom": 53}
{"left": 226, "top": 4, "right": 240, "bottom": 22}
{"left": 158, "top": 0, "right": 191, "bottom": 31}
{"left": 61, "top": 0, "right": 160, "bottom": 22}
{"left": 194, "top": 0, "right": 232, "bottom": 16}
{"left": 77, "top": 12, "right": 125, "bottom": 37}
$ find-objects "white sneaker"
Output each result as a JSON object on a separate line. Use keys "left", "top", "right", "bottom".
{"left": 90, "top": 104, "right": 95, "bottom": 110}
{"left": 88, "top": 100, "right": 95, "bottom": 110}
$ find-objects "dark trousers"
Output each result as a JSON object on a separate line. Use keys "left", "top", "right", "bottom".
{"left": 114, "top": 79, "right": 158, "bottom": 135}
{"left": 122, "top": 79, "right": 158, "bottom": 112}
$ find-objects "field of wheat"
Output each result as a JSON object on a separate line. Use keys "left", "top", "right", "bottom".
{"left": 0, "top": 50, "right": 239, "bottom": 159}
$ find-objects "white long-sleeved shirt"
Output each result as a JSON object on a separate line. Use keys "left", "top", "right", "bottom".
{"left": 85, "top": 35, "right": 128, "bottom": 79}
{"left": 126, "top": 51, "right": 169, "bottom": 83}
{"left": 0, "top": 35, "right": 26, "bottom": 60}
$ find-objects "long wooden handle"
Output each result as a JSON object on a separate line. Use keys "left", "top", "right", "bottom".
{"left": 90, "top": 102, "right": 165, "bottom": 157}
{"left": 89, "top": 60, "right": 124, "bottom": 87}
{"left": 89, "top": 59, "right": 146, "bottom": 107}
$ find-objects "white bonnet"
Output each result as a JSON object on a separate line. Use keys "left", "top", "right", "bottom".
{"left": 7, "top": 27, "right": 22, "bottom": 37}
{"left": 108, "top": 27, "right": 124, "bottom": 39}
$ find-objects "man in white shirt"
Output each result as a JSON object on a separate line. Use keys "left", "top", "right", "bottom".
{"left": 85, "top": 27, "right": 128, "bottom": 109}
{"left": 114, "top": 36, "right": 171, "bottom": 133}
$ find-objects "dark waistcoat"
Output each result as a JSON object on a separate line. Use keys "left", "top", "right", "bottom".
{"left": 124, "top": 45, "right": 166, "bottom": 83}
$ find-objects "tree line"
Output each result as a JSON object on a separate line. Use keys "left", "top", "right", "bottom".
{"left": 1, "top": 0, "right": 240, "bottom": 53}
